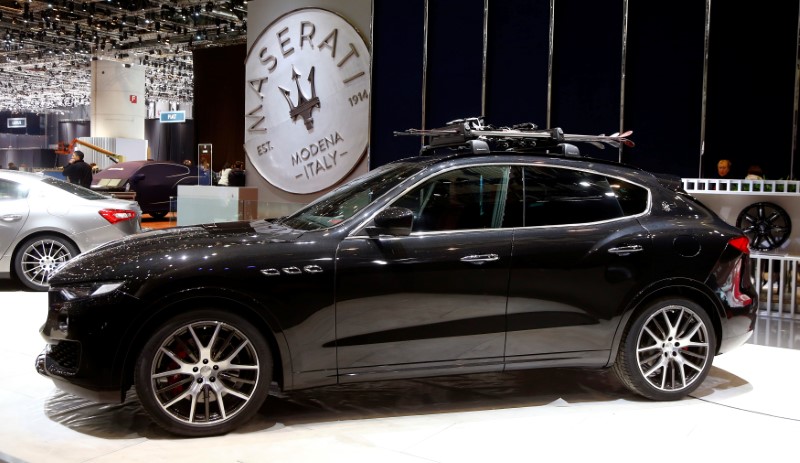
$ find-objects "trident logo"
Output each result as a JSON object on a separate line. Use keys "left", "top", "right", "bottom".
{"left": 280, "top": 66, "right": 321, "bottom": 130}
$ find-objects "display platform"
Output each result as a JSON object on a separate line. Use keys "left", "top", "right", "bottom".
{"left": 1, "top": 287, "right": 799, "bottom": 462}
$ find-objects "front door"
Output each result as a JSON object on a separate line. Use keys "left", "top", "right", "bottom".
{"left": 334, "top": 165, "right": 519, "bottom": 381}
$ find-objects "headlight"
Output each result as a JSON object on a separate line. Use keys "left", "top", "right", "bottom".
{"left": 59, "top": 282, "right": 124, "bottom": 300}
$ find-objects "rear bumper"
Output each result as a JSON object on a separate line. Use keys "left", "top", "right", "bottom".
{"left": 718, "top": 311, "right": 756, "bottom": 354}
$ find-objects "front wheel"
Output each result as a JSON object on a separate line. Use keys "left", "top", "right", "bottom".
{"left": 135, "top": 310, "right": 273, "bottom": 437}
{"left": 613, "top": 298, "right": 716, "bottom": 401}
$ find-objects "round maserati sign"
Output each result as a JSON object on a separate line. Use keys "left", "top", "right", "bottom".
{"left": 244, "top": 8, "right": 371, "bottom": 194}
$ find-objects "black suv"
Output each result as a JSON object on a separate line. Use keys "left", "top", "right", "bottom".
{"left": 37, "top": 118, "right": 758, "bottom": 437}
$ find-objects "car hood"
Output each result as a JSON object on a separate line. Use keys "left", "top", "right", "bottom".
{"left": 49, "top": 219, "right": 307, "bottom": 285}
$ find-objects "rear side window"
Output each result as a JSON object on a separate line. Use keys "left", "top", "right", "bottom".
{"left": 0, "top": 178, "right": 28, "bottom": 199}
{"left": 517, "top": 167, "right": 647, "bottom": 226}
{"left": 42, "top": 177, "right": 109, "bottom": 200}
{"left": 608, "top": 176, "right": 648, "bottom": 216}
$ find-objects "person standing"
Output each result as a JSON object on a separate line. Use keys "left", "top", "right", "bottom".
{"left": 63, "top": 150, "right": 93, "bottom": 188}
{"left": 228, "top": 160, "right": 246, "bottom": 186}
{"left": 716, "top": 159, "right": 732, "bottom": 179}
{"left": 217, "top": 162, "right": 232, "bottom": 186}
{"left": 745, "top": 165, "right": 764, "bottom": 180}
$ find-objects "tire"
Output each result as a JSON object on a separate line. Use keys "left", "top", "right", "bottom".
{"left": 735, "top": 202, "right": 791, "bottom": 251}
{"left": 148, "top": 211, "right": 168, "bottom": 220}
{"left": 134, "top": 310, "right": 272, "bottom": 437}
{"left": 613, "top": 298, "right": 716, "bottom": 401}
{"left": 13, "top": 234, "right": 79, "bottom": 291}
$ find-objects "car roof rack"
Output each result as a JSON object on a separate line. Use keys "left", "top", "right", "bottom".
{"left": 394, "top": 116, "right": 634, "bottom": 157}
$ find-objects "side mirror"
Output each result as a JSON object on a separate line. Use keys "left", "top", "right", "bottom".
{"left": 131, "top": 173, "right": 145, "bottom": 183}
{"left": 366, "top": 207, "right": 414, "bottom": 237}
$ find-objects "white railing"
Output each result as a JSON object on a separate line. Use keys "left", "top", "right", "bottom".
{"left": 681, "top": 178, "right": 800, "bottom": 194}
{"left": 750, "top": 253, "right": 800, "bottom": 318}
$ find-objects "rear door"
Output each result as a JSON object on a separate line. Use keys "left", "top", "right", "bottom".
{"left": 504, "top": 166, "right": 652, "bottom": 367}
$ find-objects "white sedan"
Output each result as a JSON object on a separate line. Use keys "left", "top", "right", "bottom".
{"left": 0, "top": 170, "right": 142, "bottom": 291}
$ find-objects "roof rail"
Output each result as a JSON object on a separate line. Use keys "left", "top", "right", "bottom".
{"left": 394, "top": 116, "right": 634, "bottom": 157}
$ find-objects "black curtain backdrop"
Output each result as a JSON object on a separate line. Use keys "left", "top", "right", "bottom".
{"left": 704, "top": 1, "right": 799, "bottom": 180}
{"left": 368, "top": 0, "right": 800, "bottom": 180}
{"left": 369, "top": 0, "right": 426, "bottom": 168}
{"left": 624, "top": 0, "right": 705, "bottom": 177}
{"left": 485, "top": 0, "right": 549, "bottom": 128}
{"left": 192, "top": 45, "right": 247, "bottom": 172}
{"left": 145, "top": 119, "right": 196, "bottom": 163}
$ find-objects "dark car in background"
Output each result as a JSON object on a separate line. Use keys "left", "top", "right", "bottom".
{"left": 0, "top": 170, "right": 141, "bottom": 291}
{"left": 91, "top": 160, "right": 210, "bottom": 219}
{"left": 36, "top": 118, "right": 758, "bottom": 437}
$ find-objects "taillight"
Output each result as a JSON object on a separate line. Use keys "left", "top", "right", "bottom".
{"left": 99, "top": 209, "right": 137, "bottom": 224}
{"left": 728, "top": 236, "right": 750, "bottom": 255}
{"left": 729, "top": 255, "right": 753, "bottom": 307}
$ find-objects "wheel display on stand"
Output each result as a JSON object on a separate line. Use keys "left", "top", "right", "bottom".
{"left": 735, "top": 202, "right": 792, "bottom": 251}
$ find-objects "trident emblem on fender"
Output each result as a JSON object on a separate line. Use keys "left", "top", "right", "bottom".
{"left": 280, "top": 66, "right": 321, "bottom": 130}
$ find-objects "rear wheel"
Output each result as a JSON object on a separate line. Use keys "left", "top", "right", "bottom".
{"left": 134, "top": 310, "right": 272, "bottom": 437}
{"left": 13, "top": 234, "right": 79, "bottom": 291}
{"left": 613, "top": 298, "right": 716, "bottom": 401}
{"left": 148, "top": 211, "right": 168, "bottom": 220}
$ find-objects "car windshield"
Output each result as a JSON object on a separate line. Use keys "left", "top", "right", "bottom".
{"left": 42, "top": 177, "right": 114, "bottom": 200}
{"left": 279, "top": 161, "right": 422, "bottom": 230}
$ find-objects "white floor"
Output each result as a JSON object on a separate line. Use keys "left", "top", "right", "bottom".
{"left": 2, "top": 287, "right": 799, "bottom": 463}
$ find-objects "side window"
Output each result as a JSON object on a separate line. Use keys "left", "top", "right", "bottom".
{"left": 0, "top": 179, "right": 28, "bottom": 200}
{"left": 392, "top": 165, "right": 521, "bottom": 232}
{"left": 607, "top": 177, "right": 648, "bottom": 216}
{"left": 522, "top": 167, "right": 626, "bottom": 226}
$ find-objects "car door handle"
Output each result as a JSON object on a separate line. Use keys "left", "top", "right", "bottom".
{"left": 608, "top": 245, "right": 644, "bottom": 255}
{"left": 1, "top": 214, "right": 23, "bottom": 222}
{"left": 461, "top": 253, "right": 500, "bottom": 264}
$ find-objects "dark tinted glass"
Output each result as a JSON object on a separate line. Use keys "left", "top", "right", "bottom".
{"left": 282, "top": 162, "right": 421, "bottom": 230}
{"left": 607, "top": 177, "right": 648, "bottom": 216}
{"left": 521, "top": 167, "right": 625, "bottom": 226}
{"left": 395, "top": 165, "right": 521, "bottom": 231}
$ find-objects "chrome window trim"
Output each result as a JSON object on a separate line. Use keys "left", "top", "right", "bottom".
{"left": 346, "top": 161, "right": 653, "bottom": 238}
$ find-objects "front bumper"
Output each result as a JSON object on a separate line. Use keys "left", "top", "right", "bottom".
{"left": 36, "top": 285, "right": 142, "bottom": 404}
{"left": 36, "top": 348, "right": 123, "bottom": 403}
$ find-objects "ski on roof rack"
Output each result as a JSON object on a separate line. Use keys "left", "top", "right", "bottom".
{"left": 394, "top": 116, "right": 634, "bottom": 156}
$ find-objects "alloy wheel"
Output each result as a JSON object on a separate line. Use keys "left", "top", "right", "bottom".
{"left": 148, "top": 320, "right": 262, "bottom": 427}
{"left": 18, "top": 237, "right": 75, "bottom": 289}
{"left": 635, "top": 304, "right": 711, "bottom": 393}
{"left": 736, "top": 202, "right": 791, "bottom": 251}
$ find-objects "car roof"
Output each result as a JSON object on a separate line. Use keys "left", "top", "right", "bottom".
{"left": 93, "top": 160, "right": 185, "bottom": 179}
{"left": 0, "top": 170, "right": 49, "bottom": 184}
